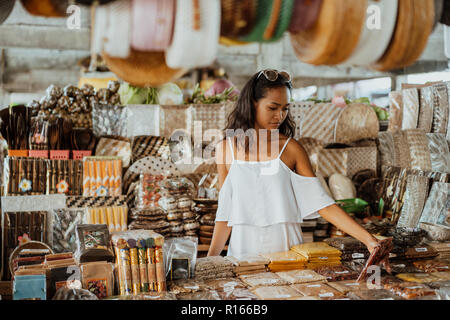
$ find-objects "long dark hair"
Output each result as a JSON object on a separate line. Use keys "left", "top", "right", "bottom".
{"left": 223, "top": 71, "right": 296, "bottom": 149}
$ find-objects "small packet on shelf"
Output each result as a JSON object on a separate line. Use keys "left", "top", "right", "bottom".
{"left": 164, "top": 237, "right": 198, "bottom": 281}
{"left": 75, "top": 224, "right": 114, "bottom": 263}
{"left": 80, "top": 261, "right": 115, "bottom": 299}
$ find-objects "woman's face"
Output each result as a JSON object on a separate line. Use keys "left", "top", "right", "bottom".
{"left": 254, "top": 86, "right": 291, "bottom": 130}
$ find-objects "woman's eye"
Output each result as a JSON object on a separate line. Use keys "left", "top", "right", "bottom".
{"left": 269, "top": 107, "right": 277, "bottom": 111}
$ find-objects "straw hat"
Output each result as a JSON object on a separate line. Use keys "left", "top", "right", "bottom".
{"left": 220, "top": 0, "right": 257, "bottom": 38}
{"left": 0, "top": 0, "right": 15, "bottom": 24}
{"left": 130, "top": 0, "right": 175, "bottom": 51}
{"left": 289, "top": 0, "right": 367, "bottom": 65}
{"left": 334, "top": 103, "right": 379, "bottom": 144}
{"left": 20, "top": 0, "right": 67, "bottom": 17}
{"left": 371, "top": 0, "right": 434, "bottom": 71}
{"left": 103, "top": 49, "right": 187, "bottom": 87}
{"left": 343, "top": 0, "right": 399, "bottom": 66}
{"left": 165, "top": 0, "right": 221, "bottom": 69}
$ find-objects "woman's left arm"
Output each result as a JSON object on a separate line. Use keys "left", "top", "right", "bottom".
{"left": 290, "top": 140, "right": 379, "bottom": 254}
{"left": 318, "top": 204, "right": 379, "bottom": 253}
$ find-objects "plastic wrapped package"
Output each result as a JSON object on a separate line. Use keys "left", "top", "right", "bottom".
{"left": 383, "top": 282, "right": 436, "bottom": 300}
{"left": 347, "top": 289, "right": 401, "bottom": 300}
{"left": 164, "top": 237, "right": 198, "bottom": 281}
{"left": 313, "top": 265, "right": 358, "bottom": 282}
{"left": 290, "top": 283, "right": 344, "bottom": 300}
{"left": 74, "top": 224, "right": 114, "bottom": 263}
{"left": 194, "top": 256, "right": 234, "bottom": 280}
{"left": 13, "top": 274, "right": 47, "bottom": 300}
{"left": 80, "top": 261, "right": 115, "bottom": 299}
{"left": 85, "top": 206, "right": 128, "bottom": 233}
{"left": 167, "top": 278, "right": 207, "bottom": 294}
{"left": 82, "top": 157, "right": 122, "bottom": 197}
{"left": 29, "top": 117, "right": 49, "bottom": 150}
{"left": 328, "top": 174, "right": 357, "bottom": 200}
{"left": 218, "top": 288, "right": 259, "bottom": 300}
{"left": 396, "top": 273, "right": 441, "bottom": 283}
{"left": 412, "top": 260, "right": 450, "bottom": 273}
{"left": 92, "top": 104, "right": 129, "bottom": 137}
{"left": 238, "top": 272, "right": 289, "bottom": 288}
{"left": 176, "top": 290, "right": 222, "bottom": 300}
{"left": 106, "top": 292, "right": 177, "bottom": 300}
{"left": 131, "top": 135, "right": 171, "bottom": 163}
{"left": 327, "top": 280, "right": 372, "bottom": 294}
{"left": 95, "top": 137, "right": 132, "bottom": 168}
{"left": 275, "top": 269, "right": 327, "bottom": 285}
{"left": 387, "top": 91, "right": 403, "bottom": 133}
{"left": 48, "top": 265, "right": 82, "bottom": 299}
{"left": 436, "top": 286, "right": 450, "bottom": 300}
{"left": 52, "top": 287, "right": 98, "bottom": 300}
{"left": 49, "top": 208, "right": 87, "bottom": 253}
{"left": 396, "top": 175, "right": 429, "bottom": 228}
{"left": 203, "top": 278, "right": 247, "bottom": 292}
{"left": 4, "top": 157, "right": 48, "bottom": 196}
{"left": 251, "top": 285, "right": 304, "bottom": 300}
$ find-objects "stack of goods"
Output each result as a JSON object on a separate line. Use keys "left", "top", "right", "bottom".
{"left": 260, "top": 251, "right": 307, "bottom": 272}
{"left": 275, "top": 269, "right": 327, "bottom": 285}
{"left": 2, "top": 211, "right": 48, "bottom": 279}
{"left": 427, "top": 242, "right": 450, "bottom": 260}
{"left": 80, "top": 261, "right": 115, "bottom": 300}
{"left": 224, "top": 255, "right": 269, "bottom": 276}
{"left": 383, "top": 282, "right": 437, "bottom": 300}
{"left": 313, "top": 265, "right": 359, "bottom": 282}
{"left": 194, "top": 256, "right": 234, "bottom": 281}
{"left": 327, "top": 280, "right": 372, "bottom": 295}
{"left": 193, "top": 199, "right": 218, "bottom": 245}
{"left": 112, "top": 230, "right": 166, "bottom": 295}
{"left": 44, "top": 253, "right": 82, "bottom": 299}
{"left": 291, "top": 242, "right": 342, "bottom": 269}
{"left": 289, "top": 282, "right": 344, "bottom": 300}
{"left": 313, "top": 217, "right": 330, "bottom": 242}
{"left": 128, "top": 208, "right": 170, "bottom": 237}
{"left": 251, "top": 285, "right": 305, "bottom": 300}
{"left": 82, "top": 157, "right": 122, "bottom": 196}
{"left": 324, "top": 237, "right": 370, "bottom": 261}
{"left": 395, "top": 272, "right": 442, "bottom": 284}
{"left": 85, "top": 206, "right": 128, "bottom": 233}
{"left": 238, "top": 272, "right": 289, "bottom": 289}
{"left": 11, "top": 247, "right": 51, "bottom": 277}
{"left": 4, "top": 158, "right": 47, "bottom": 195}
{"left": 346, "top": 289, "right": 401, "bottom": 300}
{"left": 300, "top": 220, "right": 316, "bottom": 243}
{"left": 29, "top": 82, "right": 121, "bottom": 129}
{"left": 202, "top": 278, "right": 258, "bottom": 300}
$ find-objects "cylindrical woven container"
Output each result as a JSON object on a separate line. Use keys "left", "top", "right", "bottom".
{"left": 0, "top": 0, "right": 15, "bottom": 24}
{"left": 103, "top": 50, "right": 186, "bottom": 87}
{"left": 165, "top": 0, "right": 221, "bottom": 69}
{"left": 289, "top": 0, "right": 367, "bottom": 65}
{"left": 343, "top": 0, "right": 398, "bottom": 66}
{"left": 288, "top": 0, "right": 323, "bottom": 32}
{"left": 92, "top": 0, "right": 132, "bottom": 58}
{"left": 372, "top": 0, "right": 434, "bottom": 71}
{"left": 220, "top": 0, "right": 257, "bottom": 37}
{"left": 20, "top": 0, "right": 68, "bottom": 17}
{"left": 130, "top": 0, "right": 175, "bottom": 51}
{"left": 334, "top": 104, "right": 379, "bottom": 144}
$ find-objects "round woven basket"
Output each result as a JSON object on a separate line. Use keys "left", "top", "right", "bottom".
{"left": 103, "top": 50, "right": 186, "bottom": 87}
{"left": 289, "top": 0, "right": 367, "bottom": 65}
{"left": 334, "top": 103, "right": 379, "bottom": 144}
{"left": 9, "top": 241, "right": 54, "bottom": 276}
{"left": 20, "top": 0, "right": 68, "bottom": 17}
{"left": 419, "top": 222, "right": 450, "bottom": 241}
{"left": 0, "top": 0, "right": 15, "bottom": 24}
{"left": 220, "top": 0, "right": 257, "bottom": 38}
{"left": 371, "top": 0, "right": 434, "bottom": 71}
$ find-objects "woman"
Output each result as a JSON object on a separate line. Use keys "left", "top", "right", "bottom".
{"left": 207, "top": 69, "right": 380, "bottom": 257}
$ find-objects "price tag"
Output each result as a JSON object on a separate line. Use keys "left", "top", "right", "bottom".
{"left": 345, "top": 282, "right": 360, "bottom": 286}
{"left": 406, "top": 286, "right": 423, "bottom": 290}
{"left": 352, "top": 253, "right": 365, "bottom": 259}
{"left": 318, "top": 257, "right": 328, "bottom": 260}
{"left": 318, "top": 292, "right": 334, "bottom": 298}
{"left": 415, "top": 247, "right": 428, "bottom": 252}
{"left": 393, "top": 264, "right": 406, "bottom": 268}
{"left": 335, "top": 271, "right": 349, "bottom": 274}
{"left": 307, "top": 284, "right": 322, "bottom": 288}
{"left": 298, "top": 275, "right": 313, "bottom": 279}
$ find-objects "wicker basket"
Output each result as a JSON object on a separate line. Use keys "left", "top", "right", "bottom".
{"left": 9, "top": 241, "right": 53, "bottom": 277}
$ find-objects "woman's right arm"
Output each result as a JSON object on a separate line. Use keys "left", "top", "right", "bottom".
{"left": 207, "top": 139, "right": 232, "bottom": 256}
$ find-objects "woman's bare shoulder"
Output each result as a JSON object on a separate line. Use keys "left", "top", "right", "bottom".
{"left": 282, "top": 136, "right": 315, "bottom": 177}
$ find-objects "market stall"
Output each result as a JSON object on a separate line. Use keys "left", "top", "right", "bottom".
{"left": 0, "top": 0, "right": 449, "bottom": 301}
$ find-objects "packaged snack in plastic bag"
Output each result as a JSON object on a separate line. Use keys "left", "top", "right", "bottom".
{"left": 52, "top": 287, "right": 99, "bottom": 300}
{"left": 164, "top": 237, "right": 198, "bottom": 281}
{"left": 49, "top": 208, "right": 87, "bottom": 253}
{"left": 75, "top": 224, "right": 114, "bottom": 263}
{"left": 80, "top": 261, "right": 115, "bottom": 299}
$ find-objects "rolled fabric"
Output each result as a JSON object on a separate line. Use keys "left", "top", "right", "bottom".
{"left": 288, "top": 0, "right": 323, "bottom": 32}
{"left": 165, "top": 0, "right": 221, "bottom": 69}
{"left": 131, "top": 0, "right": 175, "bottom": 51}
{"left": 343, "top": 0, "right": 398, "bottom": 66}
{"left": 92, "top": 0, "right": 131, "bottom": 58}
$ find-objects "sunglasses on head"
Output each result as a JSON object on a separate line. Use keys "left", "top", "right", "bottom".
{"left": 256, "top": 69, "right": 292, "bottom": 82}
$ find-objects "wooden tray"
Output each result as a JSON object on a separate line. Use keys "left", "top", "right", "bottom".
{"left": 372, "top": 0, "right": 434, "bottom": 71}
{"left": 289, "top": 0, "right": 367, "bottom": 65}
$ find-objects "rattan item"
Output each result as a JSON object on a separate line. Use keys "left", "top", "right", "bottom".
{"left": 20, "top": 0, "right": 68, "bottom": 17}
{"left": 388, "top": 91, "right": 403, "bottom": 133}
{"left": 165, "top": 0, "right": 220, "bottom": 69}
{"left": 396, "top": 175, "right": 429, "bottom": 229}
{"left": 392, "top": 131, "right": 412, "bottom": 168}
{"left": 426, "top": 133, "right": 450, "bottom": 173}
{"left": 9, "top": 241, "right": 54, "bottom": 276}
{"left": 220, "top": 0, "right": 257, "bottom": 37}
{"left": 290, "top": 102, "right": 315, "bottom": 140}
{"left": 131, "top": 136, "right": 171, "bottom": 163}
{"left": 419, "top": 222, "right": 450, "bottom": 241}
{"left": 372, "top": 0, "right": 434, "bottom": 71}
{"left": 289, "top": 0, "right": 367, "bottom": 65}
{"left": 433, "top": 83, "right": 449, "bottom": 134}
{"left": 0, "top": 0, "right": 15, "bottom": 24}
{"left": 418, "top": 86, "right": 434, "bottom": 133}
{"left": 288, "top": 0, "right": 322, "bottom": 32}
{"left": 404, "top": 130, "right": 432, "bottom": 171}
{"left": 343, "top": 0, "right": 399, "bottom": 66}
{"left": 334, "top": 104, "right": 379, "bottom": 144}
{"left": 420, "top": 182, "right": 448, "bottom": 225}
{"left": 299, "top": 103, "right": 344, "bottom": 143}
{"left": 377, "top": 132, "right": 397, "bottom": 167}
{"left": 401, "top": 88, "right": 420, "bottom": 130}
{"left": 103, "top": 50, "right": 186, "bottom": 87}
{"left": 130, "top": 0, "right": 175, "bottom": 51}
